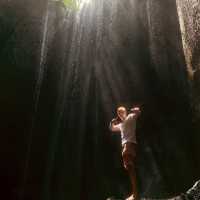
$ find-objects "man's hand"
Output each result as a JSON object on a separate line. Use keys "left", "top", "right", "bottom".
{"left": 111, "top": 118, "right": 120, "bottom": 125}
{"left": 130, "top": 107, "right": 141, "bottom": 117}
{"left": 109, "top": 118, "right": 121, "bottom": 132}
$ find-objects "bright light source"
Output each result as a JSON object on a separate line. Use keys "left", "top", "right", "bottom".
{"left": 79, "top": 0, "right": 91, "bottom": 7}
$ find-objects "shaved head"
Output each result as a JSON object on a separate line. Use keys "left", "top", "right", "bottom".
{"left": 117, "top": 106, "right": 127, "bottom": 121}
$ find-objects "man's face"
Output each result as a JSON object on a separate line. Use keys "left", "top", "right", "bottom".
{"left": 117, "top": 108, "right": 127, "bottom": 121}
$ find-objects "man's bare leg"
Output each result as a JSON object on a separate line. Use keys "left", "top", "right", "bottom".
{"left": 126, "top": 165, "right": 139, "bottom": 200}
{"left": 122, "top": 143, "right": 139, "bottom": 200}
{"left": 130, "top": 166, "right": 139, "bottom": 200}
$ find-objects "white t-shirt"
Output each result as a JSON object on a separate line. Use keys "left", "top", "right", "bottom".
{"left": 114, "top": 113, "right": 137, "bottom": 145}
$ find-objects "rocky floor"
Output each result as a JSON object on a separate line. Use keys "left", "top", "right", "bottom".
{"left": 107, "top": 180, "right": 200, "bottom": 200}
{"left": 106, "top": 197, "right": 182, "bottom": 200}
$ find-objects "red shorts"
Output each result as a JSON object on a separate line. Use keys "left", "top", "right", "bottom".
{"left": 122, "top": 142, "right": 137, "bottom": 170}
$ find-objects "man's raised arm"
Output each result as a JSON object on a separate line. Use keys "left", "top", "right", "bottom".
{"left": 130, "top": 107, "right": 141, "bottom": 118}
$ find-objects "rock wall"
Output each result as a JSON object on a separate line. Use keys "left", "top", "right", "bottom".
{"left": 176, "top": 0, "right": 200, "bottom": 76}
{"left": 176, "top": 0, "right": 200, "bottom": 156}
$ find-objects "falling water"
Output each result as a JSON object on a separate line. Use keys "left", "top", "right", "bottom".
{"left": 16, "top": 0, "right": 197, "bottom": 199}
{"left": 41, "top": 0, "right": 161, "bottom": 199}
{"left": 20, "top": 1, "right": 50, "bottom": 199}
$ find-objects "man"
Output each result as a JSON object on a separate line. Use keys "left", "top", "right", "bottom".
{"left": 110, "top": 106, "right": 141, "bottom": 200}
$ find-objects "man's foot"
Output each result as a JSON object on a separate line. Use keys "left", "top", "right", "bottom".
{"left": 125, "top": 194, "right": 134, "bottom": 200}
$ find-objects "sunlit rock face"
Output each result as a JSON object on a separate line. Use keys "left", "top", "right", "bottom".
{"left": 176, "top": 0, "right": 200, "bottom": 75}
{"left": 176, "top": 0, "right": 200, "bottom": 151}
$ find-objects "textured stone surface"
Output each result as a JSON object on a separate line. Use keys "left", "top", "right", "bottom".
{"left": 106, "top": 180, "right": 200, "bottom": 200}
{"left": 176, "top": 0, "right": 200, "bottom": 154}
{"left": 176, "top": 0, "right": 200, "bottom": 75}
